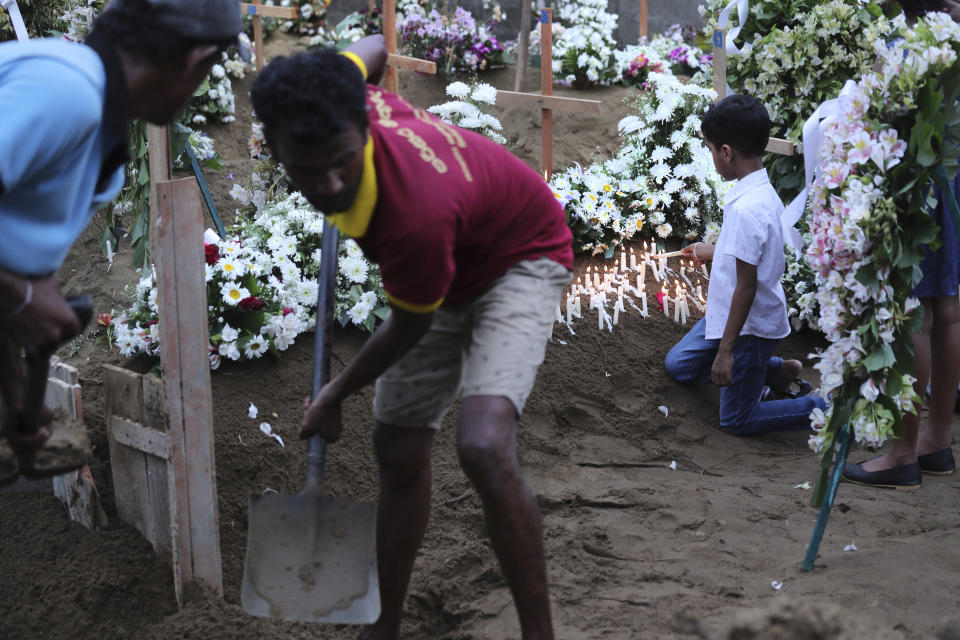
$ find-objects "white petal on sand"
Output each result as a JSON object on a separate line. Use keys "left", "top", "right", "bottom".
{"left": 248, "top": 403, "right": 258, "bottom": 419}
{"left": 844, "top": 541, "right": 858, "bottom": 552}
{"left": 771, "top": 581, "right": 783, "bottom": 590}
{"left": 669, "top": 460, "right": 677, "bottom": 470}
{"left": 658, "top": 405, "right": 669, "bottom": 417}
{"left": 794, "top": 481, "right": 812, "bottom": 490}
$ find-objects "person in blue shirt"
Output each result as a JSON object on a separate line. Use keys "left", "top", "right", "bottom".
{"left": 0, "top": 0, "right": 243, "bottom": 455}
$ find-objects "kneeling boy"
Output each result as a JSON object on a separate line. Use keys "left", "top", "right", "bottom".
{"left": 665, "top": 95, "right": 826, "bottom": 435}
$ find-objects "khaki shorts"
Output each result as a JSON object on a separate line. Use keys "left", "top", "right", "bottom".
{"left": 374, "top": 257, "right": 572, "bottom": 429}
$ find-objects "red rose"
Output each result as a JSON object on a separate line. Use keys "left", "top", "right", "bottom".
{"left": 282, "top": 307, "right": 295, "bottom": 316}
{"left": 204, "top": 243, "right": 220, "bottom": 266}
{"left": 239, "top": 296, "right": 265, "bottom": 311}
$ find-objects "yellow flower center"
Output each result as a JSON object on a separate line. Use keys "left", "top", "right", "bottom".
{"left": 603, "top": 184, "right": 612, "bottom": 192}
{"left": 223, "top": 263, "right": 235, "bottom": 272}
{"left": 229, "top": 289, "right": 242, "bottom": 300}
{"left": 636, "top": 219, "right": 643, "bottom": 229}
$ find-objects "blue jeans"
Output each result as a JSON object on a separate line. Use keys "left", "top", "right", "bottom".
{"left": 664, "top": 318, "right": 826, "bottom": 435}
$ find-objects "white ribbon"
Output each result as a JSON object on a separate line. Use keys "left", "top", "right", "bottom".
{"left": 717, "top": 0, "right": 752, "bottom": 56}
{"left": 781, "top": 79, "right": 858, "bottom": 252}
{"left": 1, "top": 0, "right": 29, "bottom": 42}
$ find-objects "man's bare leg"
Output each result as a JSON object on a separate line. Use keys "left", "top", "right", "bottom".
{"left": 359, "top": 423, "right": 435, "bottom": 640}
{"left": 456, "top": 395, "right": 554, "bottom": 640}
{"left": 918, "top": 295, "right": 960, "bottom": 455}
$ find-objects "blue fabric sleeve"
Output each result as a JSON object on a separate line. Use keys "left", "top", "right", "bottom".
{"left": 0, "top": 58, "right": 101, "bottom": 196}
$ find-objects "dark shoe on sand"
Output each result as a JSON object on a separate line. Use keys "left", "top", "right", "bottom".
{"left": 918, "top": 447, "right": 956, "bottom": 475}
{"left": 842, "top": 460, "right": 922, "bottom": 490}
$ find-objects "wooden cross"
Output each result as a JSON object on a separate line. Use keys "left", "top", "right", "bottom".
{"left": 712, "top": 28, "right": 794, "bottom": 156}
{"left": 639, "top": 0, "right": 648, "bottom": 39}
{"left": 494, "top": 8, "right": 603, "bottom": 179}
{"left": 382, "top": 0, "right": 437, "bottom": 95}
{"left": 240, "top": 2, "right": 299, "bottom": 71}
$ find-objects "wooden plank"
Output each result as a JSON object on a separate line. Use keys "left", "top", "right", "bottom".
{"left": 110, "top": 417, "right": 171, "bottom": 460}
{"left": 639, "top": 0, "right": 648, "bottom": 39}
{"left": 383, "top": 0, "right": 399, "bottom": 94}
{"left": 712, "top": 28, "right": 727, "bottom": 101}
{"left": 154, "top": 178, "right": 223, "bottom": 598}
{"left": 104, "top": 364, "right": 145, "bottom": 424}
{"left": 541, "top": 7, "right": 554, "bottom": 179}
{"left": 766, "top": 137, "right": 795, "bottom": 156}
{"left": 386, "top": 53, "right": 436, "bottom": 75}
{"left": 239, "top": 2, "right": 297, "bottom": 18}
{"left": 495, "top": 91, "right": 603, "bottom": 114}
{"left": 253, "top": 13, "right": 265, "bottom": 72}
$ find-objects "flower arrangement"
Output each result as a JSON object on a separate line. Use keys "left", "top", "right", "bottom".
{"left": 552, "top": 0, "right": 619, "bottom": 87}
{"left": 699, "top": 0, "right": 822, "bottom": 53}
{"left": 782, "top": 244, "right": 817, "bottom": 330}
{"left": 173, "top": 130, "right": 222, "bottom": 171}
{"left": 58, "top": 0, "right": 102, "bottom": 41}
{"left": 309, "top": 6, "right": 383, "bottom": 48}
{"left": 803, "top": 14, "right": 960, "bottom": 495}
{"left": 277, "top": 0, "right": 329, "bottom": 37}
{"left": 182, "top": 47, "right": 252, "bottom": 126}
{"left": 644, "top": 24, "right": 712, "bottom": 76}
{"left": 112, "top": 193, "right": 389, "bottom": 366}
{"left": 616, "top": 47, "right": 665, "bottom": 89}
{"left": 397, "top": 2, "right": 505, "bottom": 75}
{"left": 427, "top": 80, "right": 506, "bottom": 145}
{"left": 550, "top": 72, "right": 726, "bottom": 254}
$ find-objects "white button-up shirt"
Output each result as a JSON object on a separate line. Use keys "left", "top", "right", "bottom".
{"left": 705, "top": 168, "right": 790, "bottom": 341}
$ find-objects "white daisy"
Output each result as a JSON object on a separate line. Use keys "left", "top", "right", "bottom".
{"left": 221, "top": 282, "right": 251, "bottom": 306}
{"left": 243, "top": 334, "right": 268, "bottom": 359}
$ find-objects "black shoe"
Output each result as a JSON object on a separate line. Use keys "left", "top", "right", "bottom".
{"left": 918, "top": 448, "right": 956, "bottom": 475}
{"left": 841, "top": 460, "right": 922, "bottom": 490}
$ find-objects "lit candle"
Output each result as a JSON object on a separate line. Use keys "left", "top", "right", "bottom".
{"left": 662, "top": 285, "right": 669, "bottom": 317}
{"left": 630, "top": 248, "right": 637, "bottom": 270}
{"left": 620, "top": 250, "right": 627, "bottom": 271}
{"left": 701, "top": 262, "right": 709, "bottom": 277}
{"left": 594, "top": 268, "right": 602, "bottom": 290}
{"left": 639, "top": 260, "right": 646, "bottom": 286}
{"left": 599, "top": 304, "right": 604, "bottom": 330}
{"left": 613, "top": 305, "right": 619, "bottom": 325}
{"left": 641, "top": 286, "right": 648, "bottom": 315}
{"left": 659, "top": 257, "right": 667, "bottom": 276}
{"left": 674, "top": 283, "right": 682, "bottom": 323}
{"left": 574, "top": 295, "right": 582, "bottom": 317}
{"left": 651, "top": 260, "right": 660, "bottom": 282}
{"left": 696, "top": 284, "right": 702, "bottom": 299}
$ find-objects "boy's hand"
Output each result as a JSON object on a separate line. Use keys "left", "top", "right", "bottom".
{"left": 711, "top": 348, "right": 734, "bottom": 387}
{"left": 682, "top": 242, "right": 714, "bottom": 264}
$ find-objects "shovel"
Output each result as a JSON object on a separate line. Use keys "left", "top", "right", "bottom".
{"left": 241, "top": 221, "right": 380, "bottom": 623}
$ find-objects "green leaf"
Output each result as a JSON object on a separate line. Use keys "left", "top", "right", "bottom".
{"left": 863, "top": 343, "right": 896, "bottom": 372}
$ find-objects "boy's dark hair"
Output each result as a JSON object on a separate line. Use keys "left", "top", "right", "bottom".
{"left": 701, "top": 94, "right": 771, "bottom": 158}
{"left": 900, "top": 0, "right": 948, "bottom": 18}
{"left": 89, "top": 1, "right": 236, "bottom": 66}
{"left": 251, "top": 49, "right": 368, "bottom": 147}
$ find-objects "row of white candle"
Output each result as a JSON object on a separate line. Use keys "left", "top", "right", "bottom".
{"left": 556, "top": 242, "right": 710, "bottom": 331}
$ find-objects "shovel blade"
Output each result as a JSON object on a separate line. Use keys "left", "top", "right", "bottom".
{"left": 241, "top": 492, "right": 380, "bottom": 623}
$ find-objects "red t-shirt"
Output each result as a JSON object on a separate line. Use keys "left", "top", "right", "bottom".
{"left": 330, "top": 83, "right": 573, "bottom": 313}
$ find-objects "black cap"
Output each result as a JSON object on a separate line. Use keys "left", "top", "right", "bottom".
{"left": 105, "top": 0, "right": 245, "bottom": 47}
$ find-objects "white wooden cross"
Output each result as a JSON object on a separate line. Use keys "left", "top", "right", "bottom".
{"left": 495, "top": 8, "right": 604, "bottom": 179}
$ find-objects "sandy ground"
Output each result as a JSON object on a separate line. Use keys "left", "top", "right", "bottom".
{"left": 2, "top": 33, "right": 960, "bottom": 640}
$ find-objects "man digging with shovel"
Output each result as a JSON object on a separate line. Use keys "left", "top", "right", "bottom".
{"left": 251, "top": 36, "right": 573, "bottom": 640}
{"left": 0, "top": 0, "right": 245, "bottom": 482}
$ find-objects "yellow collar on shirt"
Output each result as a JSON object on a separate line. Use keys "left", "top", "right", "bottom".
{"left": 326, "top": 135, "right": 377, "bottom": 238}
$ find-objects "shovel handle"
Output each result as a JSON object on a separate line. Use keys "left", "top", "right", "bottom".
{"left": 306, "top": 223, "right": 340, "bottom": 491}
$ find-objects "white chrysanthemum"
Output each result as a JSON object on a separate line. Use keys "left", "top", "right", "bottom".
{"left": 471, "top": 83, "right": 497, "bottom": 105}
{"left": 218, "top": 259, "right": 244, "bottom": 279}
{"left": 243, "top": 335, "right": 268, "bottom": 359}
{"left": 221, "top": 282, "right": 250, "bottom": 306}
{"left": 445, "top": 81, "right": 470, "bottom": 99}
{"left": 655, "top": 223, "right": 673, "bottom": 238}
{"left": 339, "top": 255, "right": 369, "bottom": 284}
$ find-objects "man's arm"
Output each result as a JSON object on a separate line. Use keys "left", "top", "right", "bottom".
{"left": 0, "top": 268, "right": 81, "bottom": 346}
{"left": 301, "top": 305, "right": 432, "bottom": 440}
{"left": 346, "top": 35, "right": 388, "bottom": 85}
{"left": 711, "top": 259, "right": 758, "bottom": 387}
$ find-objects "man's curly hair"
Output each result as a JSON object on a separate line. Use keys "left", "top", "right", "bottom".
{"left": 251, "top": 48, "right": 368, "bottom": 146}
